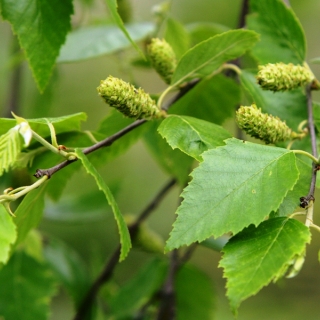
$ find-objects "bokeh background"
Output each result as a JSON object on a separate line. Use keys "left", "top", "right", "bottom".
{"left": 1, "top": 0, "right": 320, "bottom": 319}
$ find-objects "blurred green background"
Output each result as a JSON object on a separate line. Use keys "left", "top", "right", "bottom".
{"left": 1, "top": 0, "right": 320, "bottom": 319}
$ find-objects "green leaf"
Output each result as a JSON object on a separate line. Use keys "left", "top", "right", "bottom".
{"left": 0, "top": 206, "right": 17, "bottom": 265}
{"left": 175, "top": 265, "right": 215, "bottom": 320}
{"left": 158, "top": 115, "right": 231, "bottom": 161}
{"left": 171, "top": 29, "right": 259, "bottom": 86}
{"left": 0, "top": 0, "right": 73, "bottom": 91}
{"left": 58, "top": 22, "right": 154, "bottom": 63}
{"left": 75, "top": 149, "right": 131, "bottom": 261}
{"left": 43, "top": 237, "right": 91, "bottom": 306}
{"left": 169, "top": 74, "right": 240, "bottom": 125}
{"left": 144, "top": 121, "right": 194, "bottom": 186}
{"left": 0, "top": 251, "right": 57, "bottom": 320}
{"left": 219, "top": 218, "right": 311, "bottom": 313}
{"left": 109, "top": 258, "right": 168, "bottom": 317}
{"left": 166, "top": 138, "right": 299, "bottom": 250}
{"left": 0, "top": 113, "right": 87, "bottom": 137}
{"left": 0, "top": 127, "right": 22, "bottom": 176}
{"left": 247, "top": 0, "right": 306, "bottom": 64}
{"left": 105, "top": 0, "right": 145, "bottom": 58}
{"left": 164, "top": 18, "right": 190, "bottom": 59}
{"left": 14, "top": 184, "right": 47, "bottom": 246}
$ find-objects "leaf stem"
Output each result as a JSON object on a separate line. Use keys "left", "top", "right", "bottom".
{"left": 292, "top": 149, "right": 319, "bottom": 163}
{"left": 157, "top": 85, "right": 175, "bottom": 109}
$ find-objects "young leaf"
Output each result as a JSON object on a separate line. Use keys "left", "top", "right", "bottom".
{"left": 175, "top": 265, "right": 215, "bottom": 320}
{"left": 0, "top": 0, "right": 73, "bottom": 91}
{"left": 0, "top": 251, "right": 57, "bottom": 320}
{"left": 75, "top": 149, "right": 131, "bottom": 261}
{"left": 158, "top": 115, "right": 231, "bottom": 161}
{"left": 169, "top": 74, "right": 240, "bottom": 125}
{"left": 105, "top": 0, "right": 145, "bottom": 58}
{"left": 247, "top": 0, "right": 306, "bottom": 64}
{"left": 0, "top": 206, "right": 17, "bottom": 265}
{"left": 170, "top": 29, "right": 259, "bottom": 86}
{"left": 58, "top": 22, "right": 154, "bottom": 63}
{"left": 166, "top": 138, "right": 299, "bottom": 250}
{"left": 219, "top": 218, "right": 311, "bottom": 313}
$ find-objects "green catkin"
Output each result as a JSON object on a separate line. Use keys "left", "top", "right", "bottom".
{"left": 147, "top": 38, "right": 177, "bottom": 85}
{"left": 97, "top": 76, "right": 163, "bottom": 120}
{"left": 236, "top": 104, "right": 294, "bottom": 144}
{"left": 257, "top": 62, "right": 314, "bottom": 92}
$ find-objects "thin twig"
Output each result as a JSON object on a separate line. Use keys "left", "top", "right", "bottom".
{"left": 73, "top": 178, "right": 176, "bottom": 320}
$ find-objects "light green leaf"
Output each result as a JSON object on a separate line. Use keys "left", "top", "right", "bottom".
{"left": 176, "top": 265, "right": 215, "bottom": 320}
{"left": 109, "top": 258, "right": 168, "bottom": 317}
{"left": 0, "top": 206, "right": 17, "bottom": 264}
{"left": 166, "top": 138, "right": 299, "bottom": 250}
{"left": 158, "top": 115, "right": 231, "bottom": 161}
{"left": 219, "top": 218, "right": 311, "bottom": 313}
{"left": 171, "top": 29, "right": 259, "bottom": 86}
{"left": 169, "top": 74, "right": 240, "bottom": 125}
{"left": 0, "top": 127, "right": 22, "bottom": 176}
{"left": 0, "top": 0, "right": 73, "bottom": 91}
{"left": 0, "top": 251, "right": 57, "bottom": 320}
{"left": 58, "top": 22, "right": 154, "bottom": 63}
{"left": 105, "top": 0, "right": 145, "bottom": 58}
{"left": 247, "top": 0, "right": 306, "bottom": 64}
{"left": 75, "top": 149, "right": 131, "bottom": 261}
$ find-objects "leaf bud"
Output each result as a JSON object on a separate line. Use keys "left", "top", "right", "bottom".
{"left": 97, "top": 76, "right": 163, "bottom": 120}
{"left": 147, "top": 38, "right": 177, "bottom": 84}
{"left": 257, "top": 63, "right": 314, "bottom": 92}
{"left": 236, "top": 104, "right": 294, "bottom": 144}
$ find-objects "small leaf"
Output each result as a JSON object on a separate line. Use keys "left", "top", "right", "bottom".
{"left": 105, "top": 0, "right": 145, "bottom": 58}
{"left": 0, "top": 251, "right": 57, "bottom": 320}
{"left": 219, "top": 218, "right": 311, "bottom": 313}
{"left": 0, "top": 206, "right": 17, "bottom": 264}
{"left": 166, "top": 138, "right": 299, "bottom": 250}
{"left": 171, "top": 29, "right": 259, "bottom": 86}
{"left": 75, "top": 149, "right": 131, "bottom": 261}
{"left": 158, "top": 115, "right": 231, "bottom": 161}
{"left": 58, "top": 22, "right": 154, "bottom": 63}
{"left": 0, "top": 0, "right": 73, "bottom": 91}
{"left": 175, "top": 265, "right": 215, "bottom": 320}
{"left": 247, "top": 0, "right": 306, "bottom": 64}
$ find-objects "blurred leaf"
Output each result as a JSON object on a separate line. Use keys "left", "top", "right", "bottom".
{"left": 158, "top": 115, "right": 231, "bottom": 161}
{"left": 0, "top": 0, "right": 73, "bottom": 91}
{"left": 312, "top": 102, "right": 320, "bottom": 133}
{"left": 58, "top": 22, "right": 154, "bottom": 63}
{"left": 144, "top": 120, "right": 194, "bottom": 186}
{"left": 176, "top": 265, "right": 215, "bottom": 320}
{"left": 247, "top": 0, "right": 306, "bottom": 64}
{"left": 109, "top": 258, "right": 168, "bottom": 317}
{"left": 171, "top": 30, "right": 259, "bottom": 86}
{"left": 169, "top": 74, "right": 240, "bottom": 125}
{"left": 0, "top": 251, "right": 57, "bottom": 320}
{"left": 219, "top": 218, "right": 311, "bottom": 313}
{"left": 0, "top": 206, "right": 17, "bottom": 265}
{"left": 14, "top": 184, "right": 47, "bottom": 246}
{"left": 22, "top": 229, "right": 43, "bottom": 262}
{"left": 105, "top": 0, "right": 146, "bottom": 58}
{"left": 164, "top": 18, "right": 190, "bottom": 59}
{"left": 75, "top": 149, "right": 131, "bottom": 261}
{"left": 44, "top": 237, "right": 91, "bottom": 306}
{"left": 166, "top": 138, "right": 299, "bottom": 250}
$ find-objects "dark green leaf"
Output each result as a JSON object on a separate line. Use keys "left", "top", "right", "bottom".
{"left": 0, "top": 251, "right": 57, "bottom": 320}
{"left": 58, "top": 22, "right": 154, "bottom": 63}
{"left": 171, "top": 29, "right": 259, "bottom": 86}
{"left": 219, "top": 218, "right": 311, "bottom": 313}
{"left": 247, "top": 0, "right": 306, "bottom": 64}
{"left": 158, "top": 115, "right": 231, "bottom": 161}
{"left": 176, "top": 265, "right": 215, "bottom": 320}
{"left": 0, "top": 206, "right": 16, "bottom": 264}
{"left": 169, "top": 74, "right": 240, "bottom": 125}
{"left": 75, "top": 149, "right": 131, "bottom": 261}
{"left": 0, "top": 0, "right": 73, "bottom": 91}
{"left": 166, "top": 138, "right": 299, "bottom": 250}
